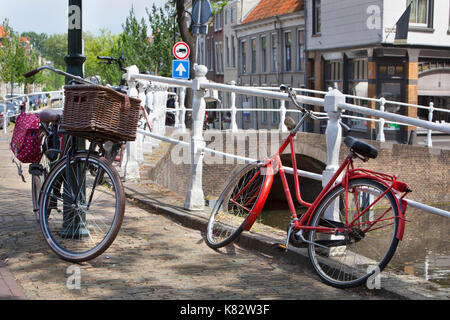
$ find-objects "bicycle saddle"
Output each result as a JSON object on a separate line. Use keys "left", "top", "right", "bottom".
{"left": 39, "top": 109, "right": 63, "bottom": 124}
{"left": 344, "top": 136, "right": 378, "bottom": 159}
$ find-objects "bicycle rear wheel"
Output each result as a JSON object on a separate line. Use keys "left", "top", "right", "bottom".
{"left": 39, "top": 152, "right": 125, "bottom": 262}
{"left": 308, "top": 178, "right": 399, "bottom": 288}
{"left": 205, "top": 163, "right": 268, "bottom": 249}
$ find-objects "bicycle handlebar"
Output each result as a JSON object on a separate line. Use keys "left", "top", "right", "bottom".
{"left": 280, "top": 84, "right": 351, "bottom": 133}
{"left": 24, "top": 65, "right": 95, "bottom": 85}
{"left": 97, "top": 54, "right": 126, "bottom": 72}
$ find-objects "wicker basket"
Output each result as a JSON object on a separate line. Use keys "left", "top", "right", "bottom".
{"left": 61, "top": 85, "right": 141, "bottom": 142}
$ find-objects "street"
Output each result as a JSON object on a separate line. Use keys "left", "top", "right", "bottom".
{"left": 0, "top": 134, "right": 392, "bottom": 300}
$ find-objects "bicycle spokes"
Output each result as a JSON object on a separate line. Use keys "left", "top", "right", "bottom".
{"left": 308, "top": 179, "right": 399, "bottom": 288}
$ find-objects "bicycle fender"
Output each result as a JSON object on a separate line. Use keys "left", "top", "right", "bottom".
{"left": 242, "top": 163, "right": 274, "bottom": 231}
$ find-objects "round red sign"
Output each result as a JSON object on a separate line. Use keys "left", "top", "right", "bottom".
{"left": 172, "top": 41, "right": 190, "bottom": 60}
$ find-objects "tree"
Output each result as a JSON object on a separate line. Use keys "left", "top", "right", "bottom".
{"left": 0, "top": 20, "right": 35, "bottom": 95}
{"left": 21, "top": 31, "right": 48, "bottom": 53}
{"left": 40, "top": 33, "right": 67, "bottom": 69}
{"left": 147, "top": 3, "right": 179, "bottom": 76}
{"left": 117, "top": 7, "right": 152, "bottom": 73}
{"left": 173, "top": 0, "right": 228, "bottom": 76}
{"left": 84, "top": 30, "right": 122, "bottom": 85}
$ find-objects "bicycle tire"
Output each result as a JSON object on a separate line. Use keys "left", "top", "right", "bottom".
{"left": 205, "top": 163, "right": 268, "bottom": 249}
{"left": 39, "top": 152, "right": 125, "bottom": 262}
{"left": 307, "top": 178, "right": 399, "bottom": 288}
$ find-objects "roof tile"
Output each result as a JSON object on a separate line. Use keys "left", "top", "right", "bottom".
{"left": 242, "top": 0, "right": 304, "bottom": 24}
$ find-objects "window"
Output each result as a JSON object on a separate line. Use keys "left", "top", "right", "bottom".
{"left": 210, "top": 39, "right": 215, "bottom": 70}
{"left": 251, "top": 38, "right": 257, "bottom": 73}
{"left": 225, "top": 9, "right": 229, "bottom": 25}
{"left": 271, "top": 99, "right": 279, "bottom": 125}
{"left": 284, "top": 32, "right": 292, "bottom": 71}
{"left": 216, "top": 43, "right": 222, "bottom": 73}
{"left": 324, "top": 60, "right": 343, "bottom": 90}
{"left": 225, "top": 36, "right": 230, "bottom": 68}
{"left": 260, "top": 36, "right": 267, "bottom": 73}
{"left": 240, "top": 40, "right": 246, "bottom": 74}
{"left": 408, "top": 0, "right": 430, "bottom": 26}
{"left": 219, "top": 42, "right": 224, "bottom": 73}
{"left": 231, "top": 7, "right": 236, "bottom": 24}
{"left": 349, "top": 59, "right": 368, "bottom": 80}
{"left": 231, "top": 36, "right": 236, "bottom": 68}
{"left": 313, "top": 0, "right": 321, "bottom": 35}
{"left": 271, "top": 33, "right": 278, "bottom": 72}
{"left": 214, "top": 12, "right": 223, "bottom": 30}
{"left": 261, "top": 98, "right": 267, "bottom": 123}
{"left": 297, "top": 29, "right": 305, "bottom": 71}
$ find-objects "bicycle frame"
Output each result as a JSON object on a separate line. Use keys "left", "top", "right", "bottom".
{"left": 240, "top": 112, "right": 409, "bottom": 241}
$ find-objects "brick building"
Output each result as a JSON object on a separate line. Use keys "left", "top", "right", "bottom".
{"left": 233, "top": 0, "right": 306, "bottom": 129}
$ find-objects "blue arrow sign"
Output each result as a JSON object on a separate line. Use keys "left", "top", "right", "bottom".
{"left": 172, "top": 60, "right": 190, "bottom": 79}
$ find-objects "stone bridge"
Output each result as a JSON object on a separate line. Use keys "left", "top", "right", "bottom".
{"left": 139, "top": 130, "right": 449, "bottom": 206}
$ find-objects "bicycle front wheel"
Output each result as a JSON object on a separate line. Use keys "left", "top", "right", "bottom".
{"left": 308, "top": 178, "right": 399, "bottom": 288}
{"left": 206, "top": 163, "right": 268, "bottom": 249}
{"left": 39, "top": 152, "right": 125, "bottom": 262}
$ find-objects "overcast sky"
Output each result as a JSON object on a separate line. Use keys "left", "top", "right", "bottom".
{"left": 0, "top": 0, "right": 168, "bottom": 35}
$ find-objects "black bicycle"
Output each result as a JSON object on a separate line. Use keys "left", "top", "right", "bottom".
{"left": 25, "top": 66, "right": 125, "bottom": 262}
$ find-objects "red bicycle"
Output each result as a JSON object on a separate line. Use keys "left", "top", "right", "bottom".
{"left": 205, "top": 85, "right": 412, "bottom": 288}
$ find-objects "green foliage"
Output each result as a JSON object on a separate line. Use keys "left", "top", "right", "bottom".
{"left": 21, "top": 31, "right": 48, "bottom": 53}
{"left": 40, "top": 33, "right": 67, "bottom": 69}
{"left": 0, "top": 20, "right": 36, "bottom": 94}
{"left": 2, "top": 2, "right": 180, "bottom": 90}
{"left": 84, "top": 30, "right": 122, "bottom": 84}
{"left": 117, "top": 6, "right": 152, "bottom": 73}
{"left": 146, "top": 3, "right": 179, "bottom": 76}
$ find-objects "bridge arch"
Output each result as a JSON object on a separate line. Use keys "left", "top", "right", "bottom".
{"left": 258, "top": 153, "right": 326, "bottom": 230}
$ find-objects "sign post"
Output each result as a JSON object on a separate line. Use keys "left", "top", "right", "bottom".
{"left": 191, "top": 0, "right": 212, "bottom": 64}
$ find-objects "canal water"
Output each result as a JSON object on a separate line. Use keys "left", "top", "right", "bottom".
{"left": 261, "top": 202, "right": 450, "bottom": 287}
{"left": 208, "top": 199, "right": 450, "bottom": 287}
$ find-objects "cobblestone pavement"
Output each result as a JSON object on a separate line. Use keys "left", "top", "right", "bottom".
{"left": 0, "top": 134, "right": 394, "bottom": 300}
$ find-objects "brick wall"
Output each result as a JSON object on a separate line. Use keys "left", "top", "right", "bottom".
{"left": 140, "top": 131, "right": 449, "bottom": 205}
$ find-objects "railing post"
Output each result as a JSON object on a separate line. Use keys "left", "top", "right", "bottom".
{"left": 179, "top": 87, "right": 186, "bottom": 132}
{"left": 3, "top": 98, "right": 7, "bottom": 133}
{"left": 121, "top": 65, "right": 141, "bottom": 181}
{"left": 323, "top": 88, "right": 345, "bottom": 180}
{"left": 173, "top": 94, "right": 180, "bottom": 128}
{"left": 184, "top": 64, "right": 208, "bottom": 211}
{"left": 229, "top": 81, "right": 238, "bottom": 132}
{"left": 377, "top": 97, "right": 386, "bottom": 142}
{"left": 426, "top": 102, "right": 434, "bottom": 147}
{"left": 279, "top": 99, "right": 287, "bottom": 132}
{"left": 323, "top": 88, "right": 345, "bottom": 255}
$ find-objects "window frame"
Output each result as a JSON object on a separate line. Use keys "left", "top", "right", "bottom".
{"left": 312, "top": 0, "right": 321, "bottom": 35}
{"left": 284, "top": 31, "right": 292, "bottom": 72}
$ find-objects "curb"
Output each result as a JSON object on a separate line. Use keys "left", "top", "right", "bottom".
{"left": 123, "top": 182, "right": 450, "bottom": 300}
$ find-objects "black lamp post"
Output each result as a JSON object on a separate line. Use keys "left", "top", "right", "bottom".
{"left": 60, "top": 0, "right": 88, "bottom": 238}
{"left": 65, "top": 0, "right": 85, "bottom": 80}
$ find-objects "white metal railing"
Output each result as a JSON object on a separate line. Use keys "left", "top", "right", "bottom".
{"left": 7, "top": 66, "right": 448, "bottom": 218}
{"left": 1, "top": 90, "right": 64, "bottom": 133}
{"left": 119, "top": 64, "right": 449, "bottom": 219}
{"left": 167, "top": 84, "right": 449, "bottom": 147}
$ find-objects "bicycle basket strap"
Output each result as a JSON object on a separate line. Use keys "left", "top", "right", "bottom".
{"left": 122, "top": 95, "right": 131, "bottom": 111}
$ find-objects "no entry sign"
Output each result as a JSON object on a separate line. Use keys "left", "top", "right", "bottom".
{"left": 173, "top": 41, "right": 190, "bottom": 60}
